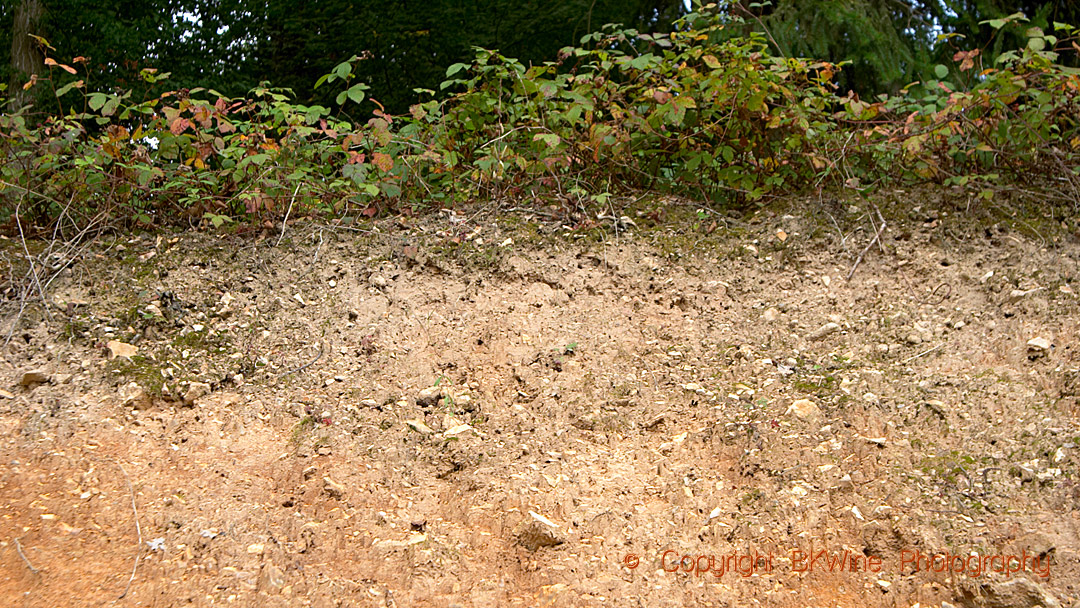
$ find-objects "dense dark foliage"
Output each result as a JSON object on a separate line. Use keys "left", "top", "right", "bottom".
{"left": 727, "top": 0, "right": 1080, "bottom": 96}
{"left": 4, "top": 0, "right": 1077, "bottom": 111}
{"left": 2, "top": 0, "right": 685, "bottom": 113}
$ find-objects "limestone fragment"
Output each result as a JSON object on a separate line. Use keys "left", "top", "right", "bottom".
{"left": 786, "top": 398, "right": 822, "bottom": 423}
{"left": 515, "top": 511, "right": 565, "bottom": 551}
{"left": 806, "top": 322, "right": 840, "bottom": 341}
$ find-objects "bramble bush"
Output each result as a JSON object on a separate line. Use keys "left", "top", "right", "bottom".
{"left": 1, "top": 5, "right": 1078, "bottom": 234}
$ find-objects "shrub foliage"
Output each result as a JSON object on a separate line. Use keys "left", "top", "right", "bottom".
{"left": 1, "top": 6, "right": 1079, "bottom": 233}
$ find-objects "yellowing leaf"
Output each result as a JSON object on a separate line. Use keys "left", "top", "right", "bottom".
{"left": 373, "top": 152, "right": 394, "bottom": 172}
{"left": 747, "top": 91, "right": 766, "bottom": 112}
{"left": 533, "top": 133, "right": 561, "bottom": 148}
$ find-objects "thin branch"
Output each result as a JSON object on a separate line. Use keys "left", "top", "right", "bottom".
{"left": 847, "top": 217, "right": 887, "bottom": 280}
{"left": 276, "top": 182, "right": 302, "bottom": 247}
{"left": 733, "top": 4, "right": 785, "bottom": 58}
{"left": 15, "top": 199, "right": 52, "bottom": 323}
{"left": 0, "top": 179, "right": 68, "bottom": 210}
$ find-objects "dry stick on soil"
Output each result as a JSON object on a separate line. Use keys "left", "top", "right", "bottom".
{"left": 902, "top": 343, "right": 945, "bottom": 363}
{"left": 847, "top": 216, "right": 887, "bottom": 280}
{"left": 276, "top": 182, "right": 303, "bottom": 247}
{"left": 279, "top": 341, "right": 324, "bottom": 377}
{"left": 14, "top": 537, "right": 40, "bottom": 574}
{"left": 312, "top": 229, "right": 325, "bottom": 265}
{"left": 116, "top": 463, "right": 142, "bottom": 602}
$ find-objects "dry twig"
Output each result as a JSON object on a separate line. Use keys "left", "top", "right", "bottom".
{"left": 276, "top": 182, "right": 303, "bottom": 247}
{"left": 902, "top": 343, "right": 945, "bottom": 363}
{"left": 14, "top": 537, "right": 40, "bottom": 574}
{"left": 847, "top": 216, "right": 887, "bottom": 280}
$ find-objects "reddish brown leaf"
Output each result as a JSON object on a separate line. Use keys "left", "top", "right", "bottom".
{"left": 45, "top": 58, "right": 77, "bottom": 74}
{"left": 193, "top": 105, "right": 213, "bottom": 128}
{"left": 373, "top": 152, "right": 394, "bottom": 172}
{"left": 170, "top": 117, "right": 190, "bottom": 135}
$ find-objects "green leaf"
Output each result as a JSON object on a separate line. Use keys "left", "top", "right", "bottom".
{"left": 101, "top": 96, "right": 121, "bottom": 117}
{"left": 240, "top": 153, "right": 270, "bottom": 168}
{"left": 332, "top": 61, "right": 352, "bottom": 80}
{"left": 203, "top": 212, "right": 231, "bottom": 227}
{"left": 88, "top": 93, "right": 107, "bottom": 111}
{"left": 446, "top": 63, "right": 468, "bottom": 77}
{"left": 346, "top": 84, "right": 366, "bottom": 105}
{"left": 629, "top": 53, "right": 655, "bottom": 70}
{"left": 55, "top": 80, "right": 83, "bottom": 98}
{"left": 934, "top": 64, "right": 948, "bottom": 79}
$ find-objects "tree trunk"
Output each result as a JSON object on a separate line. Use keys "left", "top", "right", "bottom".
{"left": 8, "top": 0, "right": 45, "bottom": 110}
